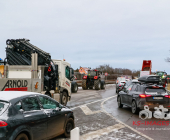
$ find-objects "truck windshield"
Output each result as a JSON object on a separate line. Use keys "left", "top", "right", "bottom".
{"left": 0, "top": 101, "right": 9, "bottom": 115}
{"left": 88, "top": 71, "right": 96, "bottom": 76}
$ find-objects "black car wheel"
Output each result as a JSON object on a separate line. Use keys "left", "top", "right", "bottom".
{"left": 116, "top": 88, "right": 118, "bottom": 94}
{"left": 64, "top": 118, "right": 75, "bottom": 138}
{"left": 131, "top": 100, "right": 138, "bottom": 114}
{"left": 15, "top": 133, "right": 29, "bottom": 140}
{"left": 61, "top": 92, "right": 68, "bottom": 106}
{"left": 117, "top": 96, "right": 123, "bottom": 108}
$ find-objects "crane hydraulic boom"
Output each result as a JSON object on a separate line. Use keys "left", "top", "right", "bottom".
{"left": 5, "top": 38, "right": 57, "bottom": 91}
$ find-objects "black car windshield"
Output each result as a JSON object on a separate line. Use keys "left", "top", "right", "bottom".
{"left": 145, "top": 88, "right": 166, "bottom": 93}
{"left": 0, "top": 101, "right": 9, "bottom": 115}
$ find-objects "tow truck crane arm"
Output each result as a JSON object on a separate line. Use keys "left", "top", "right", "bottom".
{"left": 6, "top": 38, "right": 51, "bottom": 65}
{"left": 5, "top": 38, "right": 57, "bottom": 91}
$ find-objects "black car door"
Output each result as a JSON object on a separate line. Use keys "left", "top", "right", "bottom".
{"left": 121, "top": 85, "right": 133, "bottom": 105}
{"left": 21, "top": 96, "right": 48, "bottom": 140}
{"left": 38, "top": 95, "right": 66, "bottom": 138}
{"left": 127, "top": 85, "right": 137, "bottom": 106}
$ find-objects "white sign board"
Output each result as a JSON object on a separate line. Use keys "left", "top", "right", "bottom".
{"left": 140, "top": 71, "right": 150, "bottom": 77}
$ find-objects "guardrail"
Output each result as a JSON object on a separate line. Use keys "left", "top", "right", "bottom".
{"left": 76, "top": 80, "right": 116, "bottom": 86}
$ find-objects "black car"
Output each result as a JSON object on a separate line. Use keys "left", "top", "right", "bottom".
{"left": 0, "top": 91, "right": 75, "bottom": 140}
{"left": 117, "top": 75, "right": 170, "bottom": 114}
{"left": 116, "top": 81, "right": 126, "bottom": 93}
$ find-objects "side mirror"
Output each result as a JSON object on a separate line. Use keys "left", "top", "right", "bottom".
{"left": 19, "top": 109, "right": 24, "bottom": 114}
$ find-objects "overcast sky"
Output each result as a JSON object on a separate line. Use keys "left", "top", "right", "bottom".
{"left": 0, "top": 0, "right": 170, "bottom": 72}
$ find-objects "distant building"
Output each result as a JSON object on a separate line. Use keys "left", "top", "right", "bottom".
{"left": 79, "top": 67, "right": 90, "bottom": 74}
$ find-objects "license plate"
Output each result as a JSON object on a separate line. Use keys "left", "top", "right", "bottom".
{"left": 153, "top": 97, "right": 163, "bottom": 99}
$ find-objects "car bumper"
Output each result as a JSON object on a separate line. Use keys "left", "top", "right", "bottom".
{"left": 138, "top": 101, "right": 170, "bottom": 110}
{"left": 0, "top": 127, "right": 8, "bottom": 140}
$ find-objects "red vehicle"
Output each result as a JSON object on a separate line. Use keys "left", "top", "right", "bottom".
{"left": 140, "top": 60, "right": 152, "bottom": 77}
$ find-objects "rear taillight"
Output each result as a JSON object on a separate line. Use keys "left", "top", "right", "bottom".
{"left": 165, "top": 95, "right": 170, "bottom": 98}
{"left": 83, "top": 76, "right": 87, "bottom": 79}
{"left": 94, "top": 76, "right": 98, "bottom": 79}
{"left": 0, "top": 121, "right": 8, "bottom": 127}
{"left": 152, "top": 86, "right": 159, "bottom": 88}
{"left": 139, "top": 94, "right": 152, "bottom": 98}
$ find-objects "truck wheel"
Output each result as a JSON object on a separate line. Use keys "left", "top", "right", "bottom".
{"left": 61, "top": 92, "right": 68, "bottom": 106}
{"left": 94, "top": 80, "right": 101, "bottom": 90}
{"left": 15, "top": 133, "right": 29, "bottom": 140}
{"left": 101, "top": 81, "right": 106, "bottom": 89}
{"left": 72, "top": 82, "right": 78, "bottom": 93}
{"left": 82, "top": 80, "right": 88, "bottom": 90}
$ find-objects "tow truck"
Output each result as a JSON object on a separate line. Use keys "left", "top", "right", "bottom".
{"left": 0, "top": 39, "right": 78, "bottom": 105}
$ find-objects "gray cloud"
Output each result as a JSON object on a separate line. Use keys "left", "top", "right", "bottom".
{"left": 0, "top": 0, "right": 170, "bottom": 72}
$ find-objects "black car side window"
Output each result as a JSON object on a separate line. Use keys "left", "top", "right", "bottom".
{"left": 22, "top": 97, "right": 41, "bottom": 111}
{"left": 126, "top": 85, "right": 133, "bottom": 92}
{"left": 38, "top": 96, "right": 59, "bottom": 109}
{"left": 131, "top": 85, "right": 137, "bottom": 91}
{"left": 136, "top": 86, "right": 141, "bottom": 92}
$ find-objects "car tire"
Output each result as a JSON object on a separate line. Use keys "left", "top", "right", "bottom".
{"left": 64, "top": 118, "right": 75, "bottom": 138}
{"left": 117, "top": 96, "right": 123, "bottom": 108}
{"left": 15, "top": 133, "right": 29, "bottom": 140}
{"left": 94, "top": 79, "right": 101, "bottom": 90}
{"left": 82, "top": 80, "right": 88, "bottom": 90}
{"left": 116, "top": 88, "right": 118, "bottom": 94}
{"left": 131, "top": 100, "right": 138, "bottom": 114}
{"left": 101, "top": 81, "right": 106, "bottom": 89}
{"left": 61, "top": 92, "right": 68, "bottom": 106}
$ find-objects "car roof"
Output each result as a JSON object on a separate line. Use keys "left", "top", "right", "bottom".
{"left": 132, "top": 79, "right": 139, "bottom": 82}
{"left": 120, "top": 81, "right": 126, "bottom": 83}
{"left": 0, "top": 91, "right": 41, "bottom": 102}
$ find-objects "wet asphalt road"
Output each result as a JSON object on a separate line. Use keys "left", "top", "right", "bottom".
{"left": 55, "top": 85, "right": 170, "bottom": 140}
